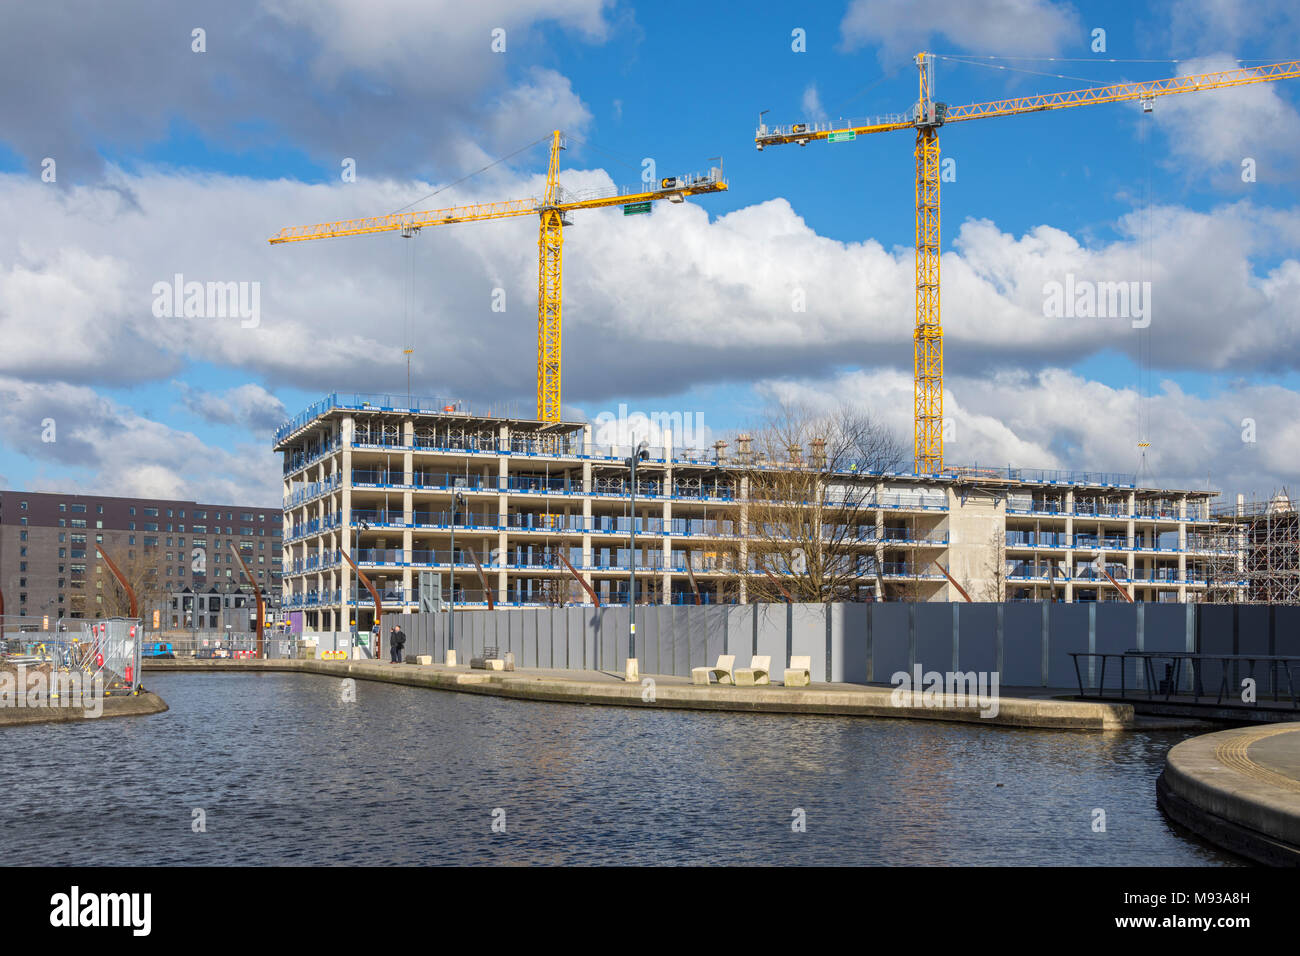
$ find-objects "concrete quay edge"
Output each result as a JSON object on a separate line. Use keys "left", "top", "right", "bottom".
{"left": 1158, "top": 722, "right": 1300, "bottom": 866}
{"left": 143, "top": 658, "right": 1137, "bottom": 731}
{"left": 0, "top": 691, "right": 168, "bottom": 728}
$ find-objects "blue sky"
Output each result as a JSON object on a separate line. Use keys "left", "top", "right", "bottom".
{"left": 1, "top": 0, "right": 1299, "bottom": 504}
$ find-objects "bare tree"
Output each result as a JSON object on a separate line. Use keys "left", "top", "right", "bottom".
{"left": 98, "top": 546, "right": 167, "bottom": 620}
{"left": 976, "top": 529, "right": 1007, "bottom": 602}
{"left": 720, "top": 401, "right": 906, "bottom": 603}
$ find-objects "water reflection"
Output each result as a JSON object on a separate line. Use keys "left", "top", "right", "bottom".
{"left": 0, "top": 673, "right": 1239, "bottom": 866}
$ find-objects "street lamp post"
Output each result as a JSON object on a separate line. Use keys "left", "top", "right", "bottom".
{"left": 353, "top": 518, "right": 370, "bottom": 654}
{"left": 448, "top": 491, "right": 465, "bottom": 665}
{"left": 626, "top": 440, "right": 649, "bottom": 680}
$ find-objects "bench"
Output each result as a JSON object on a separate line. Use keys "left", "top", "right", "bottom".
{"left": 734, "top": 655, "right": 771, "bottom": 687}
{"left": 784, "top": 655, "right": 812, "bottom": 687}
{"left": 691, "top": 654, "right": 736, "bottom": 686}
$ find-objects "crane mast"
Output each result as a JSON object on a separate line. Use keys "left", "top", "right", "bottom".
{"left": 757, "top": 55, "right": 1300, "bottom": 474}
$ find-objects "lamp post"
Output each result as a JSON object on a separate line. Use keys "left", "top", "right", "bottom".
{"left": 448, "top": 490, "right": 465, "bottom": 665}
{"left": 353, "top": 518, "right": 370, "bottom": 651}
{"left": 626, "top": 440, "right": 649, "bottom": 680}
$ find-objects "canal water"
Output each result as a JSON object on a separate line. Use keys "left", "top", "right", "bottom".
{"left": 1, "top": 672, "right": 1238, "bottom": 865}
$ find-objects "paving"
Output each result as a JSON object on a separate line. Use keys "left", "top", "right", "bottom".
{"left": 1158, "top": 721, "right": 1300, "bottom": 865}
{"left": 140, "top": 656, "right": 1197, "bottom": 731}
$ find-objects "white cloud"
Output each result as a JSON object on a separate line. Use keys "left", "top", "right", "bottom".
{"left": 801, "top": 84, "right": 828, "bottom": 124}
{"left": 176, "top": 382, "right": 288, "bottom": 434}
{"left": 2, "top": 170, "right": 1299, "bottom": 403}
{"left": 1150, "top": 54, "right": 1300, "bottom": 186}
{"left": 841, "top": 0, "right": 1081, "bottom": 62}
{"left": 0, "top": 377, "right": 280, "bottom": 503}
{"left": 0, "top": 0, "right": 611, "bottom": 181}
{"left": 761, "top": 366, "right": 1300, "bottom": 497}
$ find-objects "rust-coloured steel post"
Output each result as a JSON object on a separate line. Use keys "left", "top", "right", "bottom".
{"left": 933, "top": 561, "right": 973, "bottom": 602}
{"left": 95, "top": 544, "right": 138, "bottom": 617}
{"left": 1099, "top": 565, "right": 1134, "bottom": 603}
{"left": 228, "top": 544, "right": 265, "bottom": 658}
{"left": 683, "top": 552, "right": 703, "bottom": 605}
{"left": 339, "top": 549, "right": 384, "bottom": 656}
{"left": 464, "top": 545, "right": 496, "bottom": 610}
{"left": 556, "top": 550, "right": 600, "bottom": 607}
{"left": 762, "top": 568, "right": 794, "bottom": 604}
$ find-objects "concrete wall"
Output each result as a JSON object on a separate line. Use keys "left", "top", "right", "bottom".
{"left": 385, "top": 601, "right": 1300, "bottom": 689}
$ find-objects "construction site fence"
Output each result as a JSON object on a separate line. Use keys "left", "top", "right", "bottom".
{"left": 1, "top": 618, "right": 143, "bottom": 696}
{"left": 347, "top": 601, "right": 1300, "bottom": 688}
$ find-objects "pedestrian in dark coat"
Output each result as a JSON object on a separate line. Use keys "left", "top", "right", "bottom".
{"left": 390, "top": 624, "right": 407, "bottom": 663}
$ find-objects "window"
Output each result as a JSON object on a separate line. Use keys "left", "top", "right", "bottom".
{"left": 128, "top": 522, "right": 135, "bottom": 531}
{"left": 70, "top": 504, "right": 86, "bottom": 513}
{"left": 19, "top": 500, "right": 26, "bottom": 510}
{"left": 178, "top": 525, "right": 185, "bottom": 532}
{"left": 59, "top": 504, "right": 66, "bottom": 512}
{"left": 194, "top": 510, "right": 206, "bottom": 519}
{"left": 144, "top": 522, "right": 158, "bottom": 532}
{"left": 58, "top": 519, "right": 66, "bottom": 527}
{"left": 19, "top": 517, "right": 27, "bottom": 526}
{"left": 241, "top": 512, "right": 253, "bottom": 521}
{"left": 144, "top": 508, "right": 159, "bottom": 517}
{"left": 193, "top": 525, "right": 206, "bottom": 533}
{"left": 70, "top": 519, "right": 86, "bottom": 528}
{"left": 167, "top": 509, "right": 174, "bottom": 518}
{"left": 130, "top": 507, "right": 136, "bottom": 516}
{"left": 18, "top": 530, "right": 26, "bottom": 541}
{"left": 19, "top": 546, "right": 26, "bottom": 556}
{"left": 95, "top": 534, "right": 103, "bottom": 543}
{"left": 129, "top": 535, "right": 135, "bottom": 546}
{"left": 144, "top": 537, "right": 158, "bottom": 547}
{"left": 70, "top": 534, "right": 85, "bottom": 544}
{"left": 58, "top": 533, "right": 65, "bottom": 542}
{"left": 240, "top": 526, "right": 253, "bottom": 535}
{"left": 97, "top": 505, "right": 103, "bottom": 514}
{"left": 179, "top": 510, "right": 185, "bottom": 518}
{"left": 96, "top": 521, "right": 102, "bottom": 529}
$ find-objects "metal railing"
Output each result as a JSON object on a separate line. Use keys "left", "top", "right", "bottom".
{"left": 1069, "top": 651, "right": 1300, "bottom": 710}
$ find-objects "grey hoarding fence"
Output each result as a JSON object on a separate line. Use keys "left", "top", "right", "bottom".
{"left": 386, "top": 602, "right": 1300, "bottom": 689}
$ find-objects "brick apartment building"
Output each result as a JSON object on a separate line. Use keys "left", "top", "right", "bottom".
{"left": 0, "top": 490, "right": 281, "bottom": 630}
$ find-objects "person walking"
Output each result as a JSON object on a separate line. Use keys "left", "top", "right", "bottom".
{"left": 390, "top": 623, "right": 406, "bottom": 664}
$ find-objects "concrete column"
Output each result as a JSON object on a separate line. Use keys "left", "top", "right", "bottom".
{"left": 1063, "top": 490, "right": 1075, "bottom": 602}
{"left": 340, "top": 418, "right": 353, "bottom": 613}
{"left": 738, "top": 475, "right": 750, "bottom": 604}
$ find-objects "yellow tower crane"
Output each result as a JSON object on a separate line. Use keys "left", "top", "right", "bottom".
{"left": 757, "top": 56, "right": 1300, "bottom": 475}
{"left": 270, "top": 130, "right": 728, "bottom": 422}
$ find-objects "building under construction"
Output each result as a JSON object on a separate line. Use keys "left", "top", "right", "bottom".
{"left": 275, "top": 392, "right": 1234, "bottom": 631}
{"left": 1207, "top": 492, "right": 1300, "bottom": 604}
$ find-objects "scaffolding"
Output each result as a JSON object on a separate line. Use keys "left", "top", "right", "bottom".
{"left": 1209, "top": 491, "right": 1300, "bottom": 604}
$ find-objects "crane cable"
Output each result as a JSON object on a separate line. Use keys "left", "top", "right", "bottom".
{"left": 388, "top": 132, "right": 554, "bottom": 216}
{"left": 1137, "top": 96, "right": 1154, "bottom": 488}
